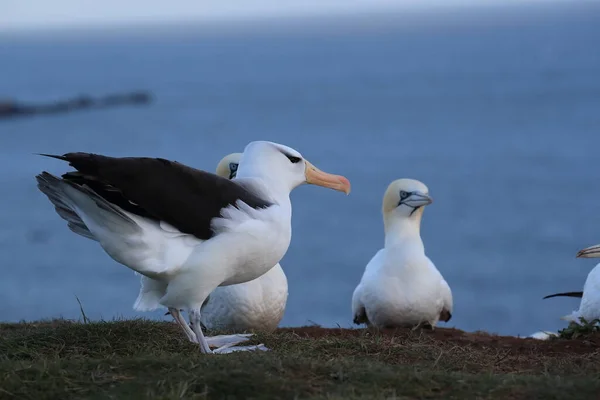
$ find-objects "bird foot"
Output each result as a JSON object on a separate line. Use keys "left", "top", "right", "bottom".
{"left": 212, "top": 343, "right": 270, "bottom": 354}
{"left": 205, "top": 334, "right": 253, "bottom": 348}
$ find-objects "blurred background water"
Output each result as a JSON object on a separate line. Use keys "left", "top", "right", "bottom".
{"left": 1, "top": 1, "right": 599, "bottom": 337}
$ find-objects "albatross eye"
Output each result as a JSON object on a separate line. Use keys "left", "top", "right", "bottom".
{"left": 286, "top": 155, "right": 302, "bottom": 164}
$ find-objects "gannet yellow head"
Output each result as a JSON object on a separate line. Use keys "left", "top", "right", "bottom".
{"left": 216, "top": 153, "right": 243, "bottom": 180}
{"left": 382, "top": 178, "right": 432, "bottom": 234}
{"left": 382, "top": 178, "right": 432, "bottom": 217}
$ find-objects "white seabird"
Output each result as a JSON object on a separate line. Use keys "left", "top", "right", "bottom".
{"left": 36, "top": 140, "right": 350, "bottom": 353}
{"left": 136, "top": 153, "right": 288, "bottom": 337}
{"left": 199, "top": 152, "right": 288, "bottom": 332}
{"left": 351, "top": 179, "right": 453, "bottom": 329}
{"left": 542, "top": 245, "right": 600, "bottom": 324}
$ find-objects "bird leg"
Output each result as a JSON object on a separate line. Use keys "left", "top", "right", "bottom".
{"left": 169, "top": 307, "right": 197, "bottom": 343}
{"left": 189, "top": 309, "right": 213, "bottom": 354}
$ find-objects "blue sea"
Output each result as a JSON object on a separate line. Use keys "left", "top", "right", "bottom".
{"left": 1, "top": 2, "right": 599, "bottom": 337}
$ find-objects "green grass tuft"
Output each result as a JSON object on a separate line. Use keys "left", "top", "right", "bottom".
{"left": 557, "top": 318, "right": 600, "bottom": 340}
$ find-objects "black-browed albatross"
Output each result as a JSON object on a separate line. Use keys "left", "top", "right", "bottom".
{"left": 35, "top": 140, "right": 351, "bottom": 354}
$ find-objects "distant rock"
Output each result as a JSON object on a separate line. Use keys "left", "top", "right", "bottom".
{"left": 0, "top": 91, "right": 152, "bottom": 120}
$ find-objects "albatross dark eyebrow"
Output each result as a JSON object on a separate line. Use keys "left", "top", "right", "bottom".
{"left": 283, "top": 153, "right": 302, "bottom": 164}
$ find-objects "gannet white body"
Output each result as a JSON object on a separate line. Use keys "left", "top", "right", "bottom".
{"left": 200, "top": 153, "right": 288, "bottom": 332}
{"left": 36, "top": 141, "right": 350, "bottom": 354}
{"left": 351, "top": 179, "right": 453, "bottom": 329}
{"left": 543, "top": 246, "right": 600, "bottom": 324}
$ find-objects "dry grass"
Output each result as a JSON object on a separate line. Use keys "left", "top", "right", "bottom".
{"left": 0, "top": 319, "right": 598, "bottom": 399}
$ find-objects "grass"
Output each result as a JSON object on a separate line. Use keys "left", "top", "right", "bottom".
{"left": 0, "top": 319, "right": 599, "bottom": 399}
{"left": 556, "top": 318, "right": 600, "bottom": 339}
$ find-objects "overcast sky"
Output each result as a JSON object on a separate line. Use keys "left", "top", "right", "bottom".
{"left": 1, "top": 0, "right": 570, "bottom": 32}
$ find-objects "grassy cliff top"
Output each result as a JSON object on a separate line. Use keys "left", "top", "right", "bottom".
{"left": 0, "top": 319, "right": 599, "bottom": 399}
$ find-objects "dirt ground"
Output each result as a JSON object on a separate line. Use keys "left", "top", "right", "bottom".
{"left": 278, "top": 325, "right": 600, "bottom": 354}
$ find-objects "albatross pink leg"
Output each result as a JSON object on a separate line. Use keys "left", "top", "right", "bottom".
{"left": 169, "top": 308, "right": 197, "bottom": 343}
{"left": 189, "top": 309, "right": 213, "bottom": 354}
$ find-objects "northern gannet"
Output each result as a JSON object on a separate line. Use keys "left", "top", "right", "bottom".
{"left": 351, "top": 179, "right": 453, "bottom": 329}
{"left": 542, "top": 245, "right": 600, "bottom": 324}
{"left": 36, "top": 141, "right": 350, "bottom": 353}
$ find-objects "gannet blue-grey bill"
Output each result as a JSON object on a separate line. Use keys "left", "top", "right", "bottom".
{"left": 399, "top": 191, "right": 433, "bottom": 208}
{"left": 576, "top": 244, "right": 600, "bottom": 258}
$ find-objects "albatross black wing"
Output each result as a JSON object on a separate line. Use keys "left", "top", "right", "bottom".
{"left": 543, "top": 291, "right": 584, "bottom": 300}
{"left": 38, "top": 152, "right": 273, "bottom": 240}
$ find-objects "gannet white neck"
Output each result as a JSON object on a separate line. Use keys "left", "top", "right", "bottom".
{"left": 382, "top": 179, "right": 432, "bottom": 250}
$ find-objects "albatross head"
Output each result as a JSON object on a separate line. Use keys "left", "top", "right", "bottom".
{"left": 382, "top": 179, "right": 432, "bottom": 233}
{"left": 216, "top": 153, "right": 243, "bottom": 180}
{"left": 236, "top": 141, "right": 351, "bottom": 195}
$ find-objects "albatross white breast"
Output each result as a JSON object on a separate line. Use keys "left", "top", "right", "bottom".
{"left": 351, "top": 179, "right": 453, "bottom": 329}
{"left": 35, "top": 140, "right": 350, "bottom": 354}
{"left": 542, "top": 245, "right": 600, "bottom": 324}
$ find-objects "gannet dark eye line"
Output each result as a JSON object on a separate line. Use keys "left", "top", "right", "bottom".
{"left": 398, "top": 190, "right": 414, "bottom": 207}
{"left": 228, "top": 162, "right": 238, "bottom": 179}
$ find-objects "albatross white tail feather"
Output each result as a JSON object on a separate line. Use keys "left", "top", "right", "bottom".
{"left": 134, "top": 276, "right": 168, "bottom": 311}
{"left": 560, "top": 311, "right": 582, "bottom": 324}
{"left": 35, "top": 172, "right": 199, "bottom": 278}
